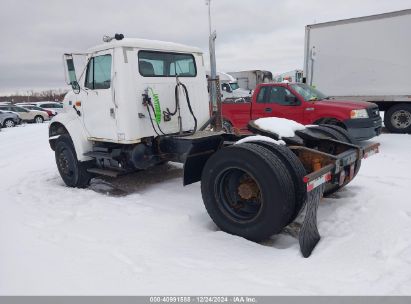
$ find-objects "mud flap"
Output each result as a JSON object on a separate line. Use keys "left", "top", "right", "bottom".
{"left": 297, "top": 184, "right": 324, "bottom": 258}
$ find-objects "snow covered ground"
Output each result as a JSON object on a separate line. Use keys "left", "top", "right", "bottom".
{"left": 1, "top": 123, "right": 411, "bottom": 295}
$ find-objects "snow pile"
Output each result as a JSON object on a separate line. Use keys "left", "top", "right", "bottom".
{"left": 1, "top": 123, "right": 411, "bottom": 295}
{"left": 254, "top": 117, "right": 306, "bottom": 138}
{"left": 235, "top": 135, "right": 286, "bottom": 145}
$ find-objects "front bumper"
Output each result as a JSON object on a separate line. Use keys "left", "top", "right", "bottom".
{"left": 344, "top": 116, "right": 382, "bottom": 141}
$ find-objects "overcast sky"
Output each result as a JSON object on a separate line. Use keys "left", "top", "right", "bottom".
{"left": 0, "top": 0, "right": 410, "bottom": 94}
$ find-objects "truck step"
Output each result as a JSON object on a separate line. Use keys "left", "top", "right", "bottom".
{"left": 84, "top": 151, "right": 115, "bottom": 160}
{"left": 87, "top": 168, "right": 122, "bottom": 177}
{"left": 173, "top": 130, "right": 225, "bottom": 140}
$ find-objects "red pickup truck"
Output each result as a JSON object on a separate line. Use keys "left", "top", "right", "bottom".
{"left": 222, "top": 82, "right": 382, "bottom": 141}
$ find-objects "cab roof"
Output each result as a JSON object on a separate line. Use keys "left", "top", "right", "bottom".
{"left": 87, "top": 38, "right": 203, "bottom": 54}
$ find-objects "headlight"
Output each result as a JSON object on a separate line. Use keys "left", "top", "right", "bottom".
{"left": 350, "top": 109, "right": 368, "bottom": 119}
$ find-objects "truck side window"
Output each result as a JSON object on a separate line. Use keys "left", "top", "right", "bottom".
{"left": 85, "top": 55, "right": 112, "bottom": 90}
{"left": 222, "top": 83, "right": 231, "bottom": 92}
{"left": 268, "top": 87, "right": 298, "bottom": 106}
{"left": 256, "top": 87, "right": 268, "bottom": 103}
{"left": 85, "top": 59, "right": 94, "bottom": 89}
{"left": 139, "top": 51, "right": 196, "bottom": 77}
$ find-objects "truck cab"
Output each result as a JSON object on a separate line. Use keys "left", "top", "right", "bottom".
{"left": 222, "top": 82, "right": 382, "bottom": 141}
{"left": 51, "top": 37, "right": 210, "bottom": 162}
{"left": 208, "top": 71, "right": 251, "bottom": 100}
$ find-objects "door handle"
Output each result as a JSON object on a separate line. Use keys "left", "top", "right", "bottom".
{"left": 264, "top": 108, "right": 272, "bottom": 113}
{"left": 72, "top": 105, "right": 81, "bottom": 117}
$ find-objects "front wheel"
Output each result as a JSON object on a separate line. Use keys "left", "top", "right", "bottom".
{"left": 34, "top": 115, "right": 44, "bottom": 123}
{"left": 222, "top": 120, "right": 233, "bottom": 133}
{"left": 55, "top": 134, "right": 92, "bottom": 188}
{"left": 3, "top": 119, "right": 15, "bottom": 128}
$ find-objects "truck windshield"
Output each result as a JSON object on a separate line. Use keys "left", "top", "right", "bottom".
{"left": 229, "top": 83, "right": 239, "bottom": 90}
{"left": 291, "top": 83, "right": 328, "bottom": 101}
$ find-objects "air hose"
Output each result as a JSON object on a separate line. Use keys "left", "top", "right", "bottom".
{"left": 144, "top": 79, "right": 197, "bottom": 137}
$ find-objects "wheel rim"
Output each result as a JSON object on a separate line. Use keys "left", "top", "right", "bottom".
{"left": 57, "top": 148, "right": 74, "bottom": 178}
{"left": 215, "top": 168, "right": 263, "bottom": 223}
{"left": 391, "top": 110, "right": 411, "bottom": 129}
{"left": 223, "top": 122, "right": 231, "bottom": 133}
{"left": 5, "top": 120, "right": 14, "bottom": 128}
{"left": 35, "top": 116, "right": 43, "bottom": 123}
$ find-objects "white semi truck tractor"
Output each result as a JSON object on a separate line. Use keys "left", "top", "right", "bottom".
{"left": 49, "top": 34, "right": 379, "bottom": 257}
{"left": 207, "top": 71, "right": 251, "bottom": 100}
{"left": 304, "top": 9, "right": 411, "bottom": 133}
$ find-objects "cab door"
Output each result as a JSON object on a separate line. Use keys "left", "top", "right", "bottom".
{"left": 81, "top": 51, "right": 118, "bottom": 141}
{"left": 251, "top": 85, "right": 304, "bottom": 123}
{"left": 221, "top": 83, "right": 232, "bottom": 100}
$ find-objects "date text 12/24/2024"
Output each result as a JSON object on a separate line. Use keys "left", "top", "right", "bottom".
{"left": 149, "top": 296, "right": 257, "bottom": 303}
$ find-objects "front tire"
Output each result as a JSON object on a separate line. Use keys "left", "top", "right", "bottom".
{"left": 4, "top": 119, "right": 15, "bottom": 128}
{"left": 34, "top": 115, "right": 44, "bottom": 123}
{"left": 55, "top": 134, "right": 92, "bottom": 188}
{"left": 222, "top": 120, "right": 233, "bottom": 133}
{"left": 201, "top": 143, "right": 296, "bottom": 242}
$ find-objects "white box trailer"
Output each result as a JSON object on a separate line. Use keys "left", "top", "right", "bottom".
{"left": 304, "top": 9, "right": 411, "bottom": 133}
{"left": 274, "top": 69, "right": 303, "bottom": 83}
{"left": 227, "top": 70, "right": 273, "bottom": 91}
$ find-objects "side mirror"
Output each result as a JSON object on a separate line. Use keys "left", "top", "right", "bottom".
{"left": 63, "top": 54, "right": 78, "bottom": 85}
{"left": 63, "top": 54, "right": 82, "bottom": 94}
{"left": 286, "top": 95, "right": 299, "bottom": 105}
{"left": 71, "top": 81, "right": 81, "bottom": 94}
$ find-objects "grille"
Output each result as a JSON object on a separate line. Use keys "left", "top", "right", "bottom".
{"left": 368, "top": 107, "right": 380, "bottom": 118}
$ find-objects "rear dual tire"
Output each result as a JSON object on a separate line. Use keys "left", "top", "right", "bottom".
{"left": 384, "top": 104, "right": 411, "bottom": 133}
{"left": 201, "top": 142, "right": 299, "bottom": 242}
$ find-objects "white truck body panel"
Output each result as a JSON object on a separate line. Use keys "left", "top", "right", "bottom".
{"left": 304, "top": 9, "right": 411, "bottom": 100}
{"left": 59, "top": 38, "right": 210, "bottom": 145}
{"left": 228, "top": 70, "right": 273, "bottom": 91}
{"left": 274, "top": 69, "right": 303, "bottom": 83}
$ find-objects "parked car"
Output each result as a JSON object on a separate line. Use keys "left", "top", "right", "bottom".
{"left": 31, "top": 101, "right": 63, "bottom": 115}
{"left": 20, "top": 104, "right": 54, "bottom": 117}
{"left": 0, "top": 105, "right": 49, "bottom": 123}
{"left": 0, "top": 110, "right": 21, "bottom": 128}
{"left": 222, "top": 82, "right": 382, "bottom": 141}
